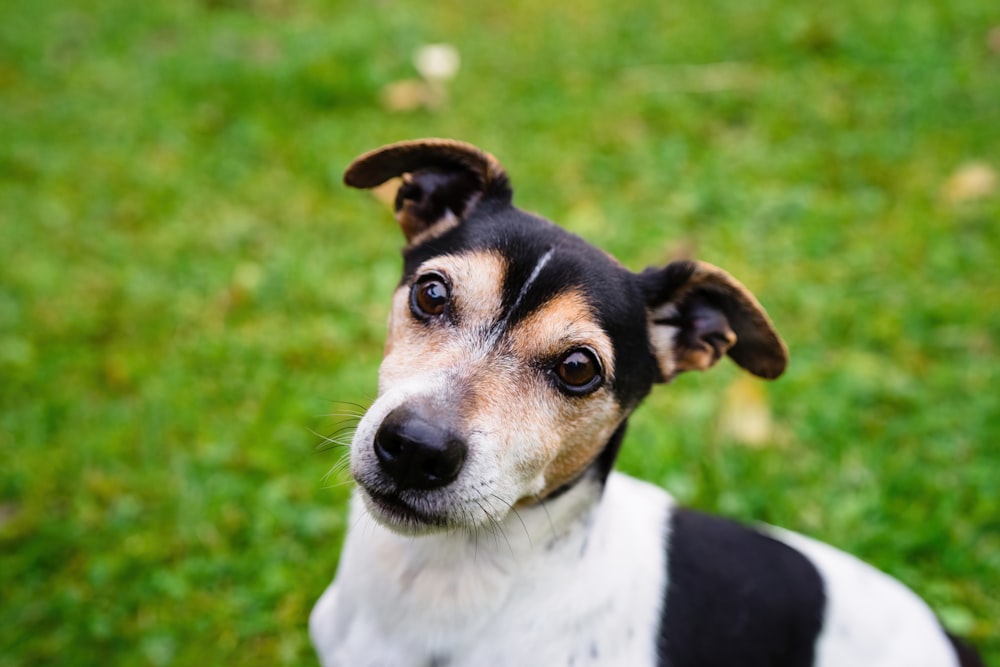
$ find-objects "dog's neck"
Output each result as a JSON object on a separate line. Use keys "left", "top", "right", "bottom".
{"left": 332, "top": 471, "right": 671, "bottom": 659}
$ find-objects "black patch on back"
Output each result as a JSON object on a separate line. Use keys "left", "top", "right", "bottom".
{"left": 658, "top": 508, "right": 825, "bottom": 667}
{"left": 946, "top": 632, "right": 985, "bottom": 667}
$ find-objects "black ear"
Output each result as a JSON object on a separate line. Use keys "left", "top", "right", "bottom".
{"left": 640, "top": 260, "right": 787, "bottom": 380}
{"left": 344, "top": 139, "right": 511, "bottom": 245}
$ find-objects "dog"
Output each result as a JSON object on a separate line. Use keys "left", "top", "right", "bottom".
{"left": 309, "top": 139, "right": 983, "bottom": 667}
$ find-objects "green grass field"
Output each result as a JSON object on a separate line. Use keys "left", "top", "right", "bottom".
{"left": 2, "top": 0, "right": 998, "bottom": 664}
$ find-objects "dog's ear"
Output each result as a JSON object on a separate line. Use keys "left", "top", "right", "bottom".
{"left": 344, "top": 139, "right": 511, "bottom": 244}
{"left": 640, "top": 260, "right": 787, "bottom": 380}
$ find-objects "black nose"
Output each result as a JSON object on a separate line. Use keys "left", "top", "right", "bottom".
{"left": 373, "top": 408, "right": 467, "bottom": 490}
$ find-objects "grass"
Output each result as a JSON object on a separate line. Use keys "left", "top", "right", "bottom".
{"left": 1, "top": 0, "right": 998, "bottom": 664}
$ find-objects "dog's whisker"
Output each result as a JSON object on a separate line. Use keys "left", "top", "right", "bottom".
{"left": 328, "top": 455, "right": 353, "bottom": 476}
{"left": 321, "top": 452, "right": 354, "bottom": 484}
{"left": 493, "top": 522, "right": 512, "bottom": 554}
{"left": 324, "top": 426, "right": 359, "bottom": 441}
{"left": 490, "top": 493, "right": 531, "bottom": 544}
{"left": 457, "top": 509, "right": 472, "bottom": 537}
{"left": 331, "top": 419, "right": 360, "bottom": 430}
{"left": 328, "top": 399, "right": 371, "bottom": 411}
{"left": 312, "top": 440, "right": 353, "bottom": 454}
{"left": 314, "top": 433, "right": 353, "bottom": 447}
{"left": 309, "top": 425, "right": 358, "bottom": 450}
{"left": 314, "top": 443, "right": 350, "bottom": 454}
{"left": 471, "top": 503, "right": 495, "bottom": 548}
{"left": 532, "top": 493, "right": 558, "bottom": 542}
{"left": 320, "top": 478, "right": 357, "bottom": 491}
{"left": 319, "top": 421, "right": 361, "bottom": 438}
{"left": 475, "top": 499, "right": 512, "bottom": 556}
{"left": 318, "top": 412, "right": 365, "bottom": 420}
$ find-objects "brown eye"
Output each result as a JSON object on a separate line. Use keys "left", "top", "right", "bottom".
{"left": 411, "top": 275, "right": 450, "bottom": 318}
{"left": 553, "top": 348, "right": 603, "bottom": 394}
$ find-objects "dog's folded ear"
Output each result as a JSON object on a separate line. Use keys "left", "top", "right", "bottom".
{"left": 344, "top": 139, "right": 512, "bottom": 245}
{"left": 640, "top": 260, "right": 787, "bottom": 380}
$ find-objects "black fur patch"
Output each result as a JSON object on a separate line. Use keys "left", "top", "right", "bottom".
{"left": 947, "top": 633, "right": 985, "bottom": 667}
{"left": 658, "top": 508, "right": 825, "bottom": 667}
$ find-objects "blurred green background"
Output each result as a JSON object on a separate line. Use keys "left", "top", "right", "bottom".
{"left": 2, "top": 0, "right": 998, "bottom": 664}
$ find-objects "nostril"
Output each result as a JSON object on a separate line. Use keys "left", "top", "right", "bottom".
{"left": 421, "top": 439, "right": 466, "bottom": 483}
{"left": 373, "top": 410, "right": 467, "bottom": 491}
{"left": 375, "top": 429, "right": 403, "bottom": 458}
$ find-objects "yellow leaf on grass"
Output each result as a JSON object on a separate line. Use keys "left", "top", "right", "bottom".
{"left": 379, "top": 79, "right": 435, "bottom": 113}
{"left": 942, "top": 161, "right": 997, "bottom": 204}
{"left": 718, "top": 375, "right": 774, "bottom": 447}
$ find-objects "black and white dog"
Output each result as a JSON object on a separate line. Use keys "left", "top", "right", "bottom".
{"left": 310, "top": 139, "right": 983, "bottom": 667}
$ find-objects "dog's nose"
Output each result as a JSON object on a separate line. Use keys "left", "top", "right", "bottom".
{"left": 373, "top": 408, "right": 467, "bottom": 490}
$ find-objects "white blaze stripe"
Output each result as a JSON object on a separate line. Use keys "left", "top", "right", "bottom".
{"left": 487, "top": 246, "right": 555, "bottom": 346}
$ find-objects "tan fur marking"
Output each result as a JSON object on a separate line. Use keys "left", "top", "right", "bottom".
{"left": 508, "top": 290, "right": 616, "bottom": 381}
{"left": 431, "top": 250, "right": 507, "bottom": 324}
{"left": 505, "top": 289, "right": 622, "bottom": 497}
{"left": 646, "top": 304, "right": 679, "bottom": 381}
{"left": 380, "top": 250, "right": 507, "bottom": 390}
{"left": 405, "top": 209, "right": 461, "bottom": 247}
{"left": 535, "top": 395, "right": 623, "bottom": 497}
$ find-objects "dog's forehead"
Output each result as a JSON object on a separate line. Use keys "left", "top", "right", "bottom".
{"left": 402, "top": 206, "right": 631, "bottom": 322}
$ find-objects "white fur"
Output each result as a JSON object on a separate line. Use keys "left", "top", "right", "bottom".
{"left": 646, "top": 302, "right": 680, "bottom": 379}
{"left": 310, "top": 472, "right": 671, "bottom": 667}
{"left": 769, "top": 528, "right": 959, "bottom": 667}
{"left": 312, "top": 472, "right": 964, "bottom": 667}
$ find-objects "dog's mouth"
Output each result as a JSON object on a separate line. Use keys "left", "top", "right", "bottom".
{"left": 360, "top": 486, "right": 450, "bottom": 531}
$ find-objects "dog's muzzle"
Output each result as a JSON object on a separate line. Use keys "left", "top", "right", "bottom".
{"left": 373, "top": 407, "right": 468, "bottom": 491}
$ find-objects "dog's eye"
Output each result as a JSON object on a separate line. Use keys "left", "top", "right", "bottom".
{"left": 411, "top": 274, "right": 450, "bottom": 318}
{"left": 553, "top": 348, "right": 603, "bottom": 395}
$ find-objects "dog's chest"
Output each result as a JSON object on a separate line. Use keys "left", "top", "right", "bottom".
{"left": 311, "top": 475, "right": 671, "bottom": 667}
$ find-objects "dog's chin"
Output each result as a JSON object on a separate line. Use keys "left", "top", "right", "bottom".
{"left": 359, "top": 487, "right": 454, "bottom": 536}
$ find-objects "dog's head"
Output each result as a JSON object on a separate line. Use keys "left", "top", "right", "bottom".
{"left": 343, "top": 139, "right": 787, "bottom": 534}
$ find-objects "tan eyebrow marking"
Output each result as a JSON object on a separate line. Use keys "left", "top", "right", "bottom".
{"left": 383, "top": 250, "right": 507, "bottom": 358}
{"left": 420, "top": 250, "right": 508, "bottom": 324}
{"left": 508, "top": 289, "right": 615, "bottom": 382}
